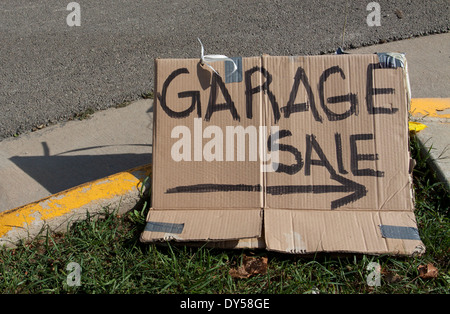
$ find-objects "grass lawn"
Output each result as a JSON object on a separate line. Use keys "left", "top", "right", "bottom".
{"left": 0, "top": 134, "right": 448, "bottom": 294}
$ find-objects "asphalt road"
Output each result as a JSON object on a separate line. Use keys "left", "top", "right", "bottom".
{"left": 0, "top": 0, "right": 448, "bottom": 140}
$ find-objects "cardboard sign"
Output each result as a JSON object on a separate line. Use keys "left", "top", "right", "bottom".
{"left": 141, "top": 54, "right": 425, "bottom": 255}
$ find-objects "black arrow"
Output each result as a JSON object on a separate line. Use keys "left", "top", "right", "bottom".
{"left": 166, "top": 184, "right": 262, "bottom": 194}
{"left": 265, "top": 173, "right": 367, "bottom": 209}
{"left": 165, "top": 174, "right": 366, "bottom": 209}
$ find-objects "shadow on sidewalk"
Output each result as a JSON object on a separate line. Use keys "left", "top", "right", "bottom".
{"left": 9, "top": 142, "right": 152, "bottom": 194}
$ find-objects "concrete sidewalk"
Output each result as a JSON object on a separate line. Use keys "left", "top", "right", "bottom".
{"left": 408, "top": 98, "right": 450, "bottom": 190}
{"left": 0, "top": 33, "right": 448, "bottom": 246}
{"left": 0, "top": 99, "right": 153, "bottom": 212}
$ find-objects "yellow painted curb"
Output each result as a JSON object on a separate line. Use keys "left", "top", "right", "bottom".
{"left": 410, "top": 98, "right": 450, "bottom": 118}
{"left": 0, "top": 164, "right": 151, "bottom": 239}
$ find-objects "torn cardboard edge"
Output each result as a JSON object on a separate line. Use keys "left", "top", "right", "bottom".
{"left": 142, "top": 52, "right": 424, "bottom": 256}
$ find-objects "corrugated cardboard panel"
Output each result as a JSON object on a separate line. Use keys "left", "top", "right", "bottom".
{"left": 141, "top": 209, "right": 263, "bottom": 242}
{"left": 262, "top": 55, "right": 413, "bottom": 211}
{"left": 152, "top": 57, "right": 263, "bottom": 210}
{"left": 143, "top": 53, "right": 422, "bottom": 255}
{"left": 264, "top": 210, "right": 424, "bottom": 255}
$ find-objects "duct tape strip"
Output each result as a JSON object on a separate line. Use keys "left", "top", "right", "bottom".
{"left": 377, "top": 52, "right": 411, "bottom": 110}
{"left": 225, "top": 57, "right": 242, "bottom": 83}
{"left": 379, "top": 224, "right": 421, "bottom": 240}
{"left": 145, "top": 221, "right": 185, "bottom": 234}
{"left": 376, "top": 52, "right": 406, "bottom": 69}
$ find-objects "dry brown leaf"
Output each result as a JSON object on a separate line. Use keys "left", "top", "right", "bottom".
{"left": 384, "top": 272, "right": 403, "bottom": 283}
{"left": 418, "top": 263, "right": 438, "bottom": 279}
{"left": 381, "top": 268, "right": 402, "bottom": 283}
{"left": 229, "top": 255, "right": 268, "bottom": 279}
{"left": 229, "top": 266, "right": 251, "bottom": 279}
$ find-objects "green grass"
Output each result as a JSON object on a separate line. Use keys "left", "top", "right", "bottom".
{"left": 0, "top": 134, "right": 448, "bottom": 294}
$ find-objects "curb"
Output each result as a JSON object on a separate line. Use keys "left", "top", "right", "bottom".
{"left": 410, "top": 98, "right": 450, "bottom": 120}
{"left": 0, "top": 100, "right": 448, "bottom": 248}
{"left": 410, "top": 98, "right": 450, "bottom": 190}
{"left": 0, "top": 164, "right": 151, "bottom": 247}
